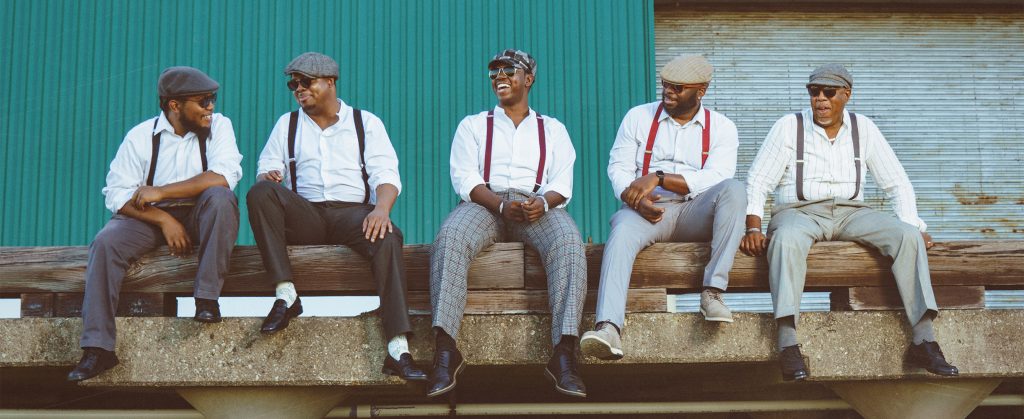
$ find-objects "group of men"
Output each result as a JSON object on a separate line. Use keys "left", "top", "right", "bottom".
{"left": 67, "top": 50, "right": 959, "bottom": 398}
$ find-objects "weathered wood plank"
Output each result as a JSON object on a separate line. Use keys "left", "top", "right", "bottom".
{"left": 830, "top": 286, "right": 986, "bottom": 311}
{"left": 525, "top": 241, "right": 1024, "bottom": 291}
{"left": 406, "top": 289, "right": 667, "bottom": 315}
{"left": 52, "top": 293, "right": 172, "bottom": 317}
{"left": 0, "top": 243, "right": 525, "bottom": 294}
{"left": 20, "top": 293, "right": 54, "bottom": 317}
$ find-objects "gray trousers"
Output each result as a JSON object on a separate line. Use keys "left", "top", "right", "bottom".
{"left": 767, "top": 198, "right": 938, "bottom": 325}
{"left": 595, "top": 179, "right": 746, "bottom": 329}
{"left": 430, "top": 189, "right": 587, "bottom": 346}
{"left": 246, "top": 180, "right": 412, "bottom": 339}
{"left": 80, "top": 186, "right": 239, "bottom": 351}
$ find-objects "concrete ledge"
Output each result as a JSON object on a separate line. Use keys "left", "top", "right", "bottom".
{"left": 1, "top": 311, "right": 1021, "bottom": 385}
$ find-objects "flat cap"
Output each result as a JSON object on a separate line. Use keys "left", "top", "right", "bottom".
{"left": 660, "top": 54, "right": 713, "bottom": 84}
{"left": 488, "top": 49, "right": 536, "bottom": 74}
{"left": 284, "top": 52, "right": 339, "bottom": 79}
{"left": 807, "top": 63, "right": 852, "bottom": 88}
{"left": 158, "top": 66, "right": 219, "bottom": 97}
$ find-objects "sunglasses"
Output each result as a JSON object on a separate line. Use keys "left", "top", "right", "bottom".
{"left": 180, "top": 93, "right": 217, "bottom": 108}
{"left": 661, "top": 80, "right": 705, "bottom": 94}
{"left": 287, "top": 77, "right": 317, "bottom": 91}
{"left": 807, "top": 86, "right": 843, "bottom": 99}
{"left": 488, "top": 67, "right": 519, "bottom": 80}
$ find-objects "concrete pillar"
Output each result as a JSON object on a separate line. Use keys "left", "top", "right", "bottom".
{"left": 177, "top": 387, "right": 347, "bottom": 419}
{"left": 828, "top": 379, "right": 1001, "bottom": 419}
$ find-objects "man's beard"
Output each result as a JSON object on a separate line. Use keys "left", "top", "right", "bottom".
{"left": 183, "top": 117, "right": 211, "bottom": 141}
{"left": 665, "top": 94, "right": 700, "bottom": 118}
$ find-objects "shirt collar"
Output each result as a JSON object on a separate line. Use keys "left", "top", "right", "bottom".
{"left": 659, "top": 103, "right": 707, "bottom": 129}
{"left": 804, "top": 108, "right": 851, "bottom": 137}
{"left": 153, "top": 112, "right": 197, "bottom": 139}
{"left": 299, "top": 99, "right": 351, "bottom": 128}
{"left": 492, "top": 105, "right": 537, "bottom": 122}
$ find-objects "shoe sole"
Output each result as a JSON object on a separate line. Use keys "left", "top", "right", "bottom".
{"left": 382, "top": 366, "right": 429, "bottom": 381}
{"left": 580, "top": 335, "right": 623, "bottom": 361}
{"left": 67, "top": 358, "right": 120, "bottom": 382}
{"left": 193, "top": 317, "right": 222, "bottom": 324}
{"left": 902, "top": 359, "right": 959, "bottom": 377}
{"left": 544, "top": 368, "right": 587, "bottom": 398}
{"left": 782, "top": 371, "right": 809, "bottom": 382}
{"left": 260, "top": 305, "right": 304, "bottom": 334}
{"left": 699, "top": 308, "right": 734, "bottom": 323}
{"left": 426, "top": 359, "right": 466, "bottom": 398}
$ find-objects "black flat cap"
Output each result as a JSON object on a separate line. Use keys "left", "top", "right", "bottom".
{"left": 158, "top": 66, "right": 219, "bottom": 97}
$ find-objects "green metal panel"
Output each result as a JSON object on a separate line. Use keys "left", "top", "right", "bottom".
{"left": 0, "top": 0, "right": 654, "bottom": 246}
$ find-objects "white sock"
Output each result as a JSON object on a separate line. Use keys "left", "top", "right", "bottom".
{"left": 275, "top": 281, "right": 297, "bottom": 307}
{"left": 387, "top": 334, "right": 410, "bottom": 360}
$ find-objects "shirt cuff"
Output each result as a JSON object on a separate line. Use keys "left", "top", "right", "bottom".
{"left": 745, "top": 201, "right": 767, "bottom": 220}
{"left": 457, "top": 175, "right": 486, "bottom": 203}
{"left": 541, "top": 182, "right": 573, "bottom": 208}
{"left": 106, "top": 190, "right": 135, "bottom": 214}
{"left": 208, "top": 164, "right": 241, "bottom": 190}
{"left": 372, "top": 173, "right": 403, "bottom": 196}
{"left": 900, "top": 216, "right": 928, "bottom": 233}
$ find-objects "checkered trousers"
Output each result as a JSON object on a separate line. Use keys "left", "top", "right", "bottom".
{"left": 430, "top": 189, "right": 587, "bottom": 346}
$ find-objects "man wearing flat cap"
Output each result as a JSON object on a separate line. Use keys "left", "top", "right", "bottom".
{"left": 741, "top": 63, "right": 958, "bottom": 381}
{"left": 68, "top": 66, "right": 243, "bottom": 381}
{"left": 247, "top": 52, "right": 425, "bottom": 382}
{"left": 581, "top": 54, "right": 745, "bottom": 361}
{"left": 427, "top": 48, "right": 588, "bottom": 398}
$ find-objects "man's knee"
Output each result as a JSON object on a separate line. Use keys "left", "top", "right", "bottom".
{"left": 199, "top": 186, "right": 237, "bottom": 209}
{"left": 246, "top": 180, "right": 284, "bottom": 207}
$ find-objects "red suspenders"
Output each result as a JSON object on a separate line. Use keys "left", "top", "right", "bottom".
{"left": 484, "top": 110, "right": 546, "bottom": 193}
{"left": 641, "top": 104, "right": 711, "bottom": 176}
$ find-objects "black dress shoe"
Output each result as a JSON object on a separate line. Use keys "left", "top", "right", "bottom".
{"left": 544, "top": 346, "right": 587, "bottom": 398}
{"left": 67, "top": 347, "right": 119, "bottom": 382}
{"left": 194, "top": 298, "right": 222, "bottom": 323}
{"left": 426, "top": 346, "right": 465, "bottom": 398}
{"left": 906, "top": 341, "right": 959, "bottom": 376}
{"left": 382, "top": 353, "right": 428, "bottom": 381}
{"left": 260, "top": 298, "right": 303, "bottom": 334}
{"left": 779, "top": 344, "right": 809, "bottom": 381}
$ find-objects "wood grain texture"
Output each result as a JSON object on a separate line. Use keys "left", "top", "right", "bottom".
{"left": 831, "top": 286, "right": 986, "bottom": 311}
{"left": 19, "top": 293, "right": 54, "bottom": 317}
{"left": 406, "top": 289, "right": 667, "bottom": 315}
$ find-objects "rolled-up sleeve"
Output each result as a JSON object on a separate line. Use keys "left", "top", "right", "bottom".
{"left": 256, "top": 114, "right": 290, "bottom": 179}
{"left": 363, "top": 113, "right": 403, "bottom": 195}
{"left": 608, "top": 109, "right": 642, "bottom": 202}
{"left": 102, "top": 135, "right": 146, "bottom": 214}
{"left": 746, "top": 116, "right": 792, "bottom": 219}
{"left": 450, "top": 116, "right": 486, "bottom": 202}
{"left": 681, "top": 115, "right": 738, "bottom": 197}
{"left": 206, "top": 115, "right": 244, "bottom": 190}
{"left": 539, "top": 121, "right": 575, "bottom": 207}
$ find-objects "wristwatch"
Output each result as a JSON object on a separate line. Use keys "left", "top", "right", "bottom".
{"left": 655, "top": 170, "right": 665, "bottom": 187}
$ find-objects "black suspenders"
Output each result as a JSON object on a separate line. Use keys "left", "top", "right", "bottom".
{"left": 287, "top": 109, "right": 370, "bottom": 204}
{"left": 146, "top": 117, "right": 209, "bottom": 186}
{"left": 794, "top": 111, "right": 861, "bottom": 201}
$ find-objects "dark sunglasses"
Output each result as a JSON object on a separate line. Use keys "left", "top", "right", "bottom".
{"left": 661, "top": 80, "right": 705, "bottom": 94}
{"left": 807, "top": 86, "right": 842, "bottom": 99}
{"left": 488, "top": 67, "right": 519, "bottom": 80}
{"left": 181, "top": 93, "right": 217, "bottom": 108}
{"left": 287, "top": 77, "right": 317, "bottom": 91}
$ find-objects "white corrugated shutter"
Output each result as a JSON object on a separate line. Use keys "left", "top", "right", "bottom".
{"left": 655, "top": 9, "right": 1023, "bottom": 239}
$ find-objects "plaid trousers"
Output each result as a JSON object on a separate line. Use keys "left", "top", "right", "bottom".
{"left": 430, "top": 189, "right": 587, "bottom": 346}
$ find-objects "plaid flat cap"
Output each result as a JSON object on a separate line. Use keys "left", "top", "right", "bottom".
{"left": 284, "top": 52, "right": 340, "bottom": 79}
{"left": 488, "top": 49, "right": 536, "bottom": 74}
{"left": 807, "top": 63, "right": 853, "bottom": 88}
{"left": 660, "top": 54, "right": 713, "bottom": 84}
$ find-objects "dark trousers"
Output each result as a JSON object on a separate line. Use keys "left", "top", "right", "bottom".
{"left": 80, "top": 186, "right": 239, "bottom": 351}
{"left": 246, "top": 181, "right": 412, "bottom": 339}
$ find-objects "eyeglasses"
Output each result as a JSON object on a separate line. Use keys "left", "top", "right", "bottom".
{"left": 807, "top": 86, "right": 842, "bottom": 99}
{"left": 661, "top": 80, "right": 705, "bottom": 94}
{"left": 488, "top": 67, "right": 519, "bottom": 80}
{"left": 287, "top": 77, "right": 317, "bottom": 91}
{"left": 182, "top": 93, "right": 217, "bottom": 108}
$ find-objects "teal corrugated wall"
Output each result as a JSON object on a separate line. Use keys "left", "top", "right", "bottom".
{"left": 0, "top": 0, "right": 655, "bottom": 246}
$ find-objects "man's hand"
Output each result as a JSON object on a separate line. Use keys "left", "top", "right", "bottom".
{"left": 521, "top": 197, "right": 546, "bottom": 222}
{"left": 921, "top": 232, "right": 934, "bottom": 250}
{"left": 501, "top": 200, "right": 527, "bottom": 223}
{"left": 740, "top": 230, "right": 768, "bottom": 256}
{"left": 621, "top": 174, "right": 659, "bottom": 210}
{"left": 635, "top": 194, "right": 664, "bottom": 223}
{"left": 160, "top": 217, "right": 192, "bottom": 257}
{"left": 259, "top": 170, "right": 284, "bottom": 183}
{"left": 130, "top": 186, "right": 165, "bottom": 210}
{"left": 363, "top": 208, "right": 393, "bottom": 243}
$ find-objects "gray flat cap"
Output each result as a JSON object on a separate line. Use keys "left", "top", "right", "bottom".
{"left": 284, "top": 52, "right": 339, "bottom": 79}
{"left": 807, "top": 64, "right": 852, "bottom": 88}
{"left": 158, "top": 66, "right": 219, "bottom": 97}
{"left": 488, "top": 49, "right": 536, "bottom": 74}
{"left": 661, "top": 54, "right": 713, "bottom": 84}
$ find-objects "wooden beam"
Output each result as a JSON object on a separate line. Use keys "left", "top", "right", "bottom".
{"left": 831, "top": 286, "right": 986, "bottom": 311}
{"left": 406, "top": 289, "right": 667, "bottom": 315}
{"left": 51, "top": 293, "right": 172, "bottom": 317}
{"left": 19, "top": 293, "right": 54, "bottom": 317}
{"left": 0, "top": 243, "right": 525, "bottom": 294}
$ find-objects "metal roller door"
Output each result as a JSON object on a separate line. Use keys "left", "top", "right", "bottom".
{"left": 655, "top": 7, "right": 1023, "bottom": 240}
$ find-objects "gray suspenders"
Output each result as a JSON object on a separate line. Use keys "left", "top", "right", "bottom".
{"left": 794, "top": 111, "right": 861, "bottom": 201}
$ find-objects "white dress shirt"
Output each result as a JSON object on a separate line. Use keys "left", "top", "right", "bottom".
{"left": 608, "top": 101, "right": 739, "bottom": 201}
{"left": 449, "top": 106, "right": 576, "bottom": 206}
{"left": 746, "top": 109, "right": 927, "bottom": 231}
{"left": 103, "top": 112, "right": 243, "bottom": 214}
{"left": 256, "top": 100, "right": 402, "bottom": 204}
